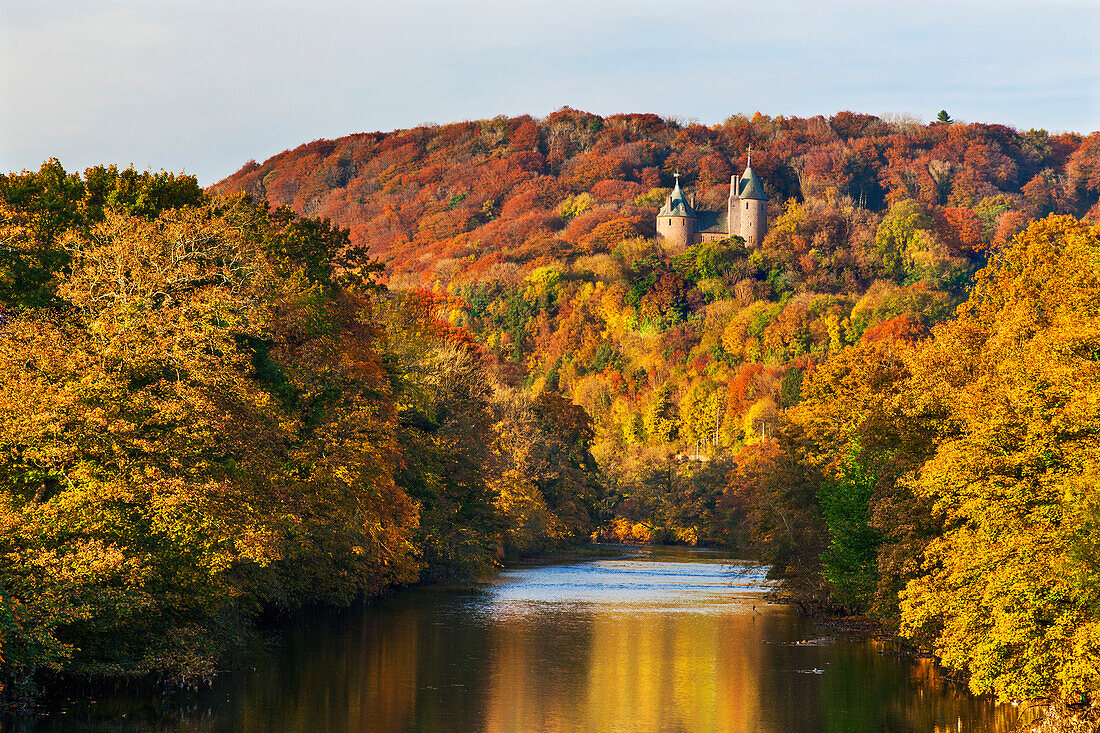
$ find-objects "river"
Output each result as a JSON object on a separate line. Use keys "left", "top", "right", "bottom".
{"left": 16, "top": 546, "right": 1018, "bottom": 732}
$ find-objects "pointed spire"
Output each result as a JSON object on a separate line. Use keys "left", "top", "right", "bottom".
{"left": 738, "top": 165, "right": 766, "bottom": 200}
{"left": 659, "top": 172, "right": 695, "bottom": 218}
{"left": 737, "top": 146, "right": 765, "bottom": 199}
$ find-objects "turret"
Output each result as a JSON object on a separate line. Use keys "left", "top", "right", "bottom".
{"left": 656, "top": 175, "right": 696, "bottom": 251}
{"left": 736, "top": 164, "right": 767, "bottom": 247}
{"left": 727, "top": 174, "right": 742, "bottom": 237}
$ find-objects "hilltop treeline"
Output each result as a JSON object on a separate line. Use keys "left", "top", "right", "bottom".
{"left": 213, "top": 111, "right": 1100, "bottom": 709}
{"left": 0, "top": 162, "right": 602, "bottom": 703}
{"left": 214, "top": 108, "right": 1099, "bottom": 276}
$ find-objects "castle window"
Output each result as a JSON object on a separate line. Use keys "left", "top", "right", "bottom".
{"left": 745, "top": 203, "right": 749, "bottom": 210}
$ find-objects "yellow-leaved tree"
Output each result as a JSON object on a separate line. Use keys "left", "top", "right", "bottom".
{"left": 0, "top": 196, "right": 419, "bottom": 696}
{"left": 900, "top": 216, "right": 1100, "bottom": 702}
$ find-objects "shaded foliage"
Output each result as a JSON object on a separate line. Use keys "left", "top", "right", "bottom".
{"left": 0, "top": 163, "right": 602, "bottom": 705}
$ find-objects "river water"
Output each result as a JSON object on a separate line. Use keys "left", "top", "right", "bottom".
{"left": 19, "top": 546, "right": 1018, "bottom": 732}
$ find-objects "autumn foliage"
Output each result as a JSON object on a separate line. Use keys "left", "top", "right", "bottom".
{"left": 212, "top": 110, "right": 1097, "bottom": 286}
{"left": 739, "top": 217, "right": 1100, "bottom": 705}
{"left": 0, "top": 162, "right": 602, "bottom": 703}
{"left": 212, "top": 110, "right": 1100, "bottom": 708}
{"left": 4, "top": 108, "right": 1099, "bottom": 709}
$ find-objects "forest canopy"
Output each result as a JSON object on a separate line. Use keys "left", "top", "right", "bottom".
{"left": 0, "top": 162, "right": 602, "bottom": 703}
{"left": 3, "top": 108, "right": 1099, "bottom": 710}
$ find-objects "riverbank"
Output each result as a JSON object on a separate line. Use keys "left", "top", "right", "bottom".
{"left": 800, "top": 610, "right": 1099, "bottom": 733}
{"left": 1023, "top": 701, "right": 1100, "bottom": 733}
{"left": 503, "top": 542, "right": 634, "bottom": 567}
{"left": 0, "top": 543, "right": 628, "bottom": 716}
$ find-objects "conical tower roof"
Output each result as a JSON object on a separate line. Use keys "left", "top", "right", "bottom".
{"left": 738, "top": 166, "right": 767, "bottom": 200}
{"left": 658, "top": 176, "right": 696, "bottom": 218}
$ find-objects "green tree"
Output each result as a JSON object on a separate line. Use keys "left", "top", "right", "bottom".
{"left": 874, "top": 200, "right": 933, "bottom": 280}
{"left": 0, "top": 160, "right": 204, "bottom": 309}
{"left": 817, "top": 438, "right": 883, "bottom": 611}
{"left": 0, "top": 160, "right": 85, "bottom": 308}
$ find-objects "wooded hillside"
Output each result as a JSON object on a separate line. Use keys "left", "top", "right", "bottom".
{"left": 213, "top": 109, "right": 1099, "bottom": 277}
{"left": 212, "top": 110, "right": 1100, "bottom": 547}
{"left": 211, "top": 111, "right": 1100, "bottom": 708}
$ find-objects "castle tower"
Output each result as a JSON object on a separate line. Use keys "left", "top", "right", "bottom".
{"left": 728, "top": 174, "right": 742, "bottom": 238}
{"left": 736, "top": 163, "right": 767, "bottom": 247}
{"left": 656, "top": 174, "right": 696, "bottom": 250}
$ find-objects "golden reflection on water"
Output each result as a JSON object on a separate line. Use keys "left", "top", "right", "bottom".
{"left": 573, "top": 610, "right": 765, "bottom": 733}
{"left": 469, "top": 552, "right": 1016, "bottom": 733}
{"left": 478, "top": 605, "right": 807, "bottom": 733}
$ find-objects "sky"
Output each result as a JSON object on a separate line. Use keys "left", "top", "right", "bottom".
{"left": 2, "top": 0, "right": 1098, "bottom": 186}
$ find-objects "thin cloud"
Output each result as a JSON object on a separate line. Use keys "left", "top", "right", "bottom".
{"left": 2, "top": 0, "right": 1097, "bottom": 184}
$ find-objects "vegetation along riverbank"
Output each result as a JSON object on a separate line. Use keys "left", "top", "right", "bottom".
{"left": 2, "top": 111, "right": 1099, "bottom": 729}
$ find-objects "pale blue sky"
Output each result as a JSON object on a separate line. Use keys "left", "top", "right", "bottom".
{"left": 2, "top": 0, "right": 1098, "bottom": 185}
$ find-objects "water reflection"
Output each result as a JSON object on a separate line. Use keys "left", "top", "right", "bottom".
{"left": 16, "top": 547, "right": 1017, "bottom": 732}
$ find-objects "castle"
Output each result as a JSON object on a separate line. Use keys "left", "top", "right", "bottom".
{"left": 656, "top": 160, "right": 767, "bottom": 249}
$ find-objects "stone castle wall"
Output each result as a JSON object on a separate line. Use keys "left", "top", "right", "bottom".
{"left": 740, "top": 198, "right": 766, "bottom": 246}
{"left": 656, "top": 214, "right": 694, "bottom": 250}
